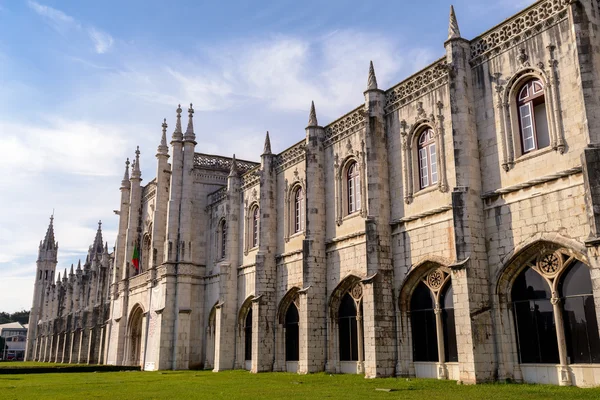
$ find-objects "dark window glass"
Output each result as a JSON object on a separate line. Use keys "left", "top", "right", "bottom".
{"left": 252, "top": 207, "right": 259, "bottom": 247}
{"left": 245, "top": 309, "right": 253, "bottom": 361}
{"left": 512, "top": 267, "right": 559, "bottom": 363}
{"left": 411, "top": 281, "right": 438, "bottom": 362}
{"left": 559, "top": 261, "right": 600, "bottom": 364}
{"left": 441, "top": 284, "right": 458, "bottom": 362}
{"left": 517, "top": 78, "right": 549, "bottom": 154}
{"left": 285, "top": 304, "right": 300, "bottom": 361}
{"left": 339, "top": 293, "right": 359, "bottom": 361}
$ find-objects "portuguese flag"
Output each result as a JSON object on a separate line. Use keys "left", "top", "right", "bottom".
{"left": 132, "top": 244, "right": 140, "bottom": 272}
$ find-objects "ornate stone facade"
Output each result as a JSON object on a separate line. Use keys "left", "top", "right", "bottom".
{"left": 26, "top": 0, "right": 600, "bottom": 387}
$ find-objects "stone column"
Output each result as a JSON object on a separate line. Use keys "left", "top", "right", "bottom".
{"left": 434, "top": 305, "right": 448, "bottom": 379}
{"left": 551, "top": 296, "right": 572, "bottom": 386}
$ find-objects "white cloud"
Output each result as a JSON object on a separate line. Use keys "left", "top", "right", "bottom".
{"left": 27, "top": 0, "right": 79, "bottom": 33}
{"left": 88, "top": 27, "right": 114, "bottom": 54}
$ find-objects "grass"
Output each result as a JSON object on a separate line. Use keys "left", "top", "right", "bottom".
{"left": 0, "top": 362, "right": 87, "bottom": 369}
{"left": 1, "top": 370, "right": 600, "bottom": 400}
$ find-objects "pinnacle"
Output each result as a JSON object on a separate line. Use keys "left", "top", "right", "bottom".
{"left": 132, "top": 147, "right": 142, "bottom": 179}
{"left": 92, "top": 220, "right": 104, "bottom": 254}
{"left": 229, "top": 154, "right": 238, "bottom": 177}
{"left": 158, "top": 118, "right": 169, "bottom": 156}
{"left": 184, "top": 103, "right": 195, "bottom": 141}
{"left": 173, "top": 104, "right": 183, "bottom": 140}
{"left": 121, "top": 158, "right": 130, "bottom": 186}
{"left": 448, "top": 5, "right": 461, "bottom": 40}
{"left": 308, "top": 101, "right": 318, "bottom": 127}
{"left": 42, "top": 214, "right": 57, "bottom": 251}
{"left": 367, "top": 60, "right": 378, "bottom": 90}
{"left": 263, "top": 131, "right": 272, "bottom": 155}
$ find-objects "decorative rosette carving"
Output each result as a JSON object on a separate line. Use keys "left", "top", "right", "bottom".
{"left": 427, "top": 270, "right": 444, "bottom": 291}
{"left": 351, "top": 283, "right": 363, "bottom": 300}
{"left": 538, "top": 252, "right": 561, "bottom": 276}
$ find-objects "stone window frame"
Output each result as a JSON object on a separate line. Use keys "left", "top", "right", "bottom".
{"left": 284, "top": 176, "right": 306, "bottom": 242}
{"left": 275, "top": 287, "right": 301, "bottom": 368}
{"left": 244, "top": 202, "right": 260, "bottom": 254}
{"left": 498, "top": 63, "right": 565, "bottom": 171}
{"left": 401, "top": 114, "right": 448, "bottom": 204}
{"left": 216, "top": 218, "right": 227, "bottom": 261}
{"left": 334, "top": 155, "right": 366, "bottom": 225}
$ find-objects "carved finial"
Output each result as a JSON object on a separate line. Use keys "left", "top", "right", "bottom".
{"left": 70, "top": 264, "right": 74, "bottom": 275}
{"left": 173, "top": 104, "right": 183, "bottom": 141}
{"left": 263, "top": 131, "right": 272, "bottom": 155}
{"left": 77, "top": 259, "right": 81, "bottom": 271}
{"left": 131, "top": 146, "right": 141, "bottom": 179}
{"left": 56, "top": 272, "right": 61, "bottom": 283}
{"left": 229, "top": 154, "right": 238, "bottom": 177}
{"left": 367, "top": 60, "right": 378, "bottom": 90}
{"left": 184, "top": 103, "right": 195, "bottom": 140}
{"left": 448, "top": 5, "right": 461, "bottom": 40}
{"left": 307, "top": 101, "right": 318, "bottom": 127}
{"left": 158, "top": 118, "right": 168, "bottom": 155}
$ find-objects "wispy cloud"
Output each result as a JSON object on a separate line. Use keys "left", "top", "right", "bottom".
{"left": 88, "top": 27, "right": 114, "bottom": 54}
{"left": 27, "top": 1, "right": 113, "bottom": 54}
{"left": 27, "top": 0, "right": 79, "bottom": 33}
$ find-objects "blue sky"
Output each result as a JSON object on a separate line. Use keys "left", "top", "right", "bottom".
{"left": 0, "top": 0, "right": 534, "bottom": 312}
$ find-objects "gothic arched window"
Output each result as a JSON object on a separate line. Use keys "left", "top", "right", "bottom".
{"left": 245, "top": 308, "right": 253, "bottom": 361}
{"left": 417, "top": 129, "right": 437, "bottom": 190}
{"left": 347, "top": 162, "right": 361, "bottom": 215}
{"left": 294, "top": 187, "right": 304, "bottom": 233}
{"left": 219, "top": 220, "right": 227, "bottom": 259}
{"left": 517, "top": 78, "right": 550, "bottom": 154}
{"left": 411, "top": 281, "right": 438, "bottom": 361}
{"left": 252, "top": 206, "right": 259, "bottom": 248}
{"left": 440, "top": 284, "right": 458, "bottom": 362}
{"left": 511, "top": 253, "right": 600, "bottom": 365}
{"left": 339, "top": 293, "right": 359, "bottom": 361}
{"left": 559, "top": 261, "right": 600, "bottom": 363}
{"left": 285, "top": 303, "right": 299, "bottom": 361}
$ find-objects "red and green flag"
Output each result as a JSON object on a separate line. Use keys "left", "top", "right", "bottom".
{"left": 132, "top": 244, "right": 140, "bottom": 271}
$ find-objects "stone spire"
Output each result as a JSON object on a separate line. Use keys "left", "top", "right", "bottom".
{"left": 56, "top": 271, "right": 61, "bottom": 284}
{"left": 263, "top": 131, "right": 272, "bottom": 155}
{"left": 121, "top": 158, "right": 130, "bottom": 188}
{"left": 367, "top": 60, "right": 378, "bottom": 90}
{"left": 448, "top": 5, "right": 461, "bottom": 40}
{"left": 172, "top": 104, "right": 183, "bottom": 141}
{"left": 131, "top": 146, "right": 141, "bottom": 179}
{"left": 69, "top": 264, "right": 74, "bottom": 276}
{"left": 157, "top": 118, "right": 169, "bottom": 156}
{"left": 92, "top": 220, "right": 104, "bottom": 254}
{"left": 184, "top": 103, "right": 195, "bottom": 141}
{"left": 77, "top": 259, "right": 82, "bottom": 272}
{"left": 62, "top": 268, "right": 67, "bottom": 282}
{"left": 42, "top": 214, "right": 56, "bottom": 251}
{"left": 307, "top": 101, "right": 318, "bottom": 127}
{"left": 229, "top": 154, "right": 238, "bottom": 177}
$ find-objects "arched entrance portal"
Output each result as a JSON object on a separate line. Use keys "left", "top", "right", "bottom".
{"left": 127, "top": 306, "right": 144, "bottom": 367}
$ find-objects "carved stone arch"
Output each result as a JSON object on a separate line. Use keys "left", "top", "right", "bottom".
{"left": 495, "top": 236, "right": 589, "bottom": 302}
{"left": 284, "top": 175, "right": 306, "bottom": 241}
{"left": 208, "top": 301, "right": 218, "bottom": 329}
{"left": 398, "top": 259, "right": 451, "bottom": 312}
{"left": 277, "top": 287, "right": 301, "bottom": 324}
{"left": 329, "top": 274, "right": 362, "bottom": 320}
{"left": 335, "top": 155, "right": 365, "bottom": 225}
{"left": 402, "top": 119, "right": 448, "bottom": 203}
{"left": 499, "top": 64, "right": 564, "bottom": 170}
{"left": 238, "top": 295, "right": 255, "bottom": 327}
{"left": 126, "top": 303, "right": 145, "bottom": 366}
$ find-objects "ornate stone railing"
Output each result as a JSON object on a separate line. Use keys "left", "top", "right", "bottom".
{"left": 208, "top": 186, "right": 228, "bottom": 205}
{"left": 275, "top": 140, "right": 305, "bottom": 172}
{"left": 129, "top": 271, "right": 148, "bottom": 290}
{"left": 469, "top": 0, "right": 570, "bottom": 66}
{"left": 324, "top": 105, "right": 366, "bottom": 147}
{"left": 241, "top": 166, "right": 260, "bottom": 190}
{"left": 384, "top": 57, "right": 449, "bottom": 114}
{"left": 194, "top": 153, "right": 258, "bottom": 173}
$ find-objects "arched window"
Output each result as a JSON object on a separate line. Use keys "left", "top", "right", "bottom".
{"left": 347, "top": 162, "right": 361, "bottom": 214}
{"left": 220, "top": 220, "right": 227, "bottom": 259}
{"left": 410, "top": 281, "right": 438, "bottom": 361}
{"left": 417, "top": 129, "right": 437, "bottom": 190}
{"left": 285, "top": 303, "right": 299, "bottom": 361}
{"left": 294, "top": 187, "right": 304, "bottom": 233}
{"left": 252, "top": 206, "right": 259, "bottom": 248}
{"left": 440, "top": 284, "right": 458, "bottom": 362}
{"left": 517, "top": 78, "right": 550, "bottom": 154}
{"left": 339, "top": 293, "right": 359, "bottom": 361}
{"left": 512, "top": 266, "right": 558, "bottom": 363}
{"left": 245, "top": 308, "right": 253, "bottom": 361}
{"left": 511, "top": 253, "right": 600, "bottom": 365}
{"left": 559, "top": 261, "right": 600, "bottom": 363}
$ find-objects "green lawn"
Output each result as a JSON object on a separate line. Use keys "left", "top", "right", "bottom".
{"left": 1, "top": 369, "right": 600, "bottom": 400}
{"left": 0, "top": 361, "right": 87, "bottom": 369}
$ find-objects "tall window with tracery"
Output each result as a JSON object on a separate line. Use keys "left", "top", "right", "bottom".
{"left": 347, "top": 162, "right": 361, "bottom": 214}
{"left": 220, "top": 220, "right": 227, "bottom": 259}
{"left": 517, "top": 78, "right": 550, "bottom": 154}
{"left": 417, "top": 129, "right": 437, "bottom": 190}
{"left": 294, "top": 187, "right": 304, "bottom": 233}
{"left": 252, "top": 206, "right": 259, "bottom": 248}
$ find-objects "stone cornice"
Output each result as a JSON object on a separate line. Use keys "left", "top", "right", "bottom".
{"left": 275, "top": 140, "right": 306, "bottom": 172}
{"left": 324, "top": 106, "right": 366, "bottom": 147}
